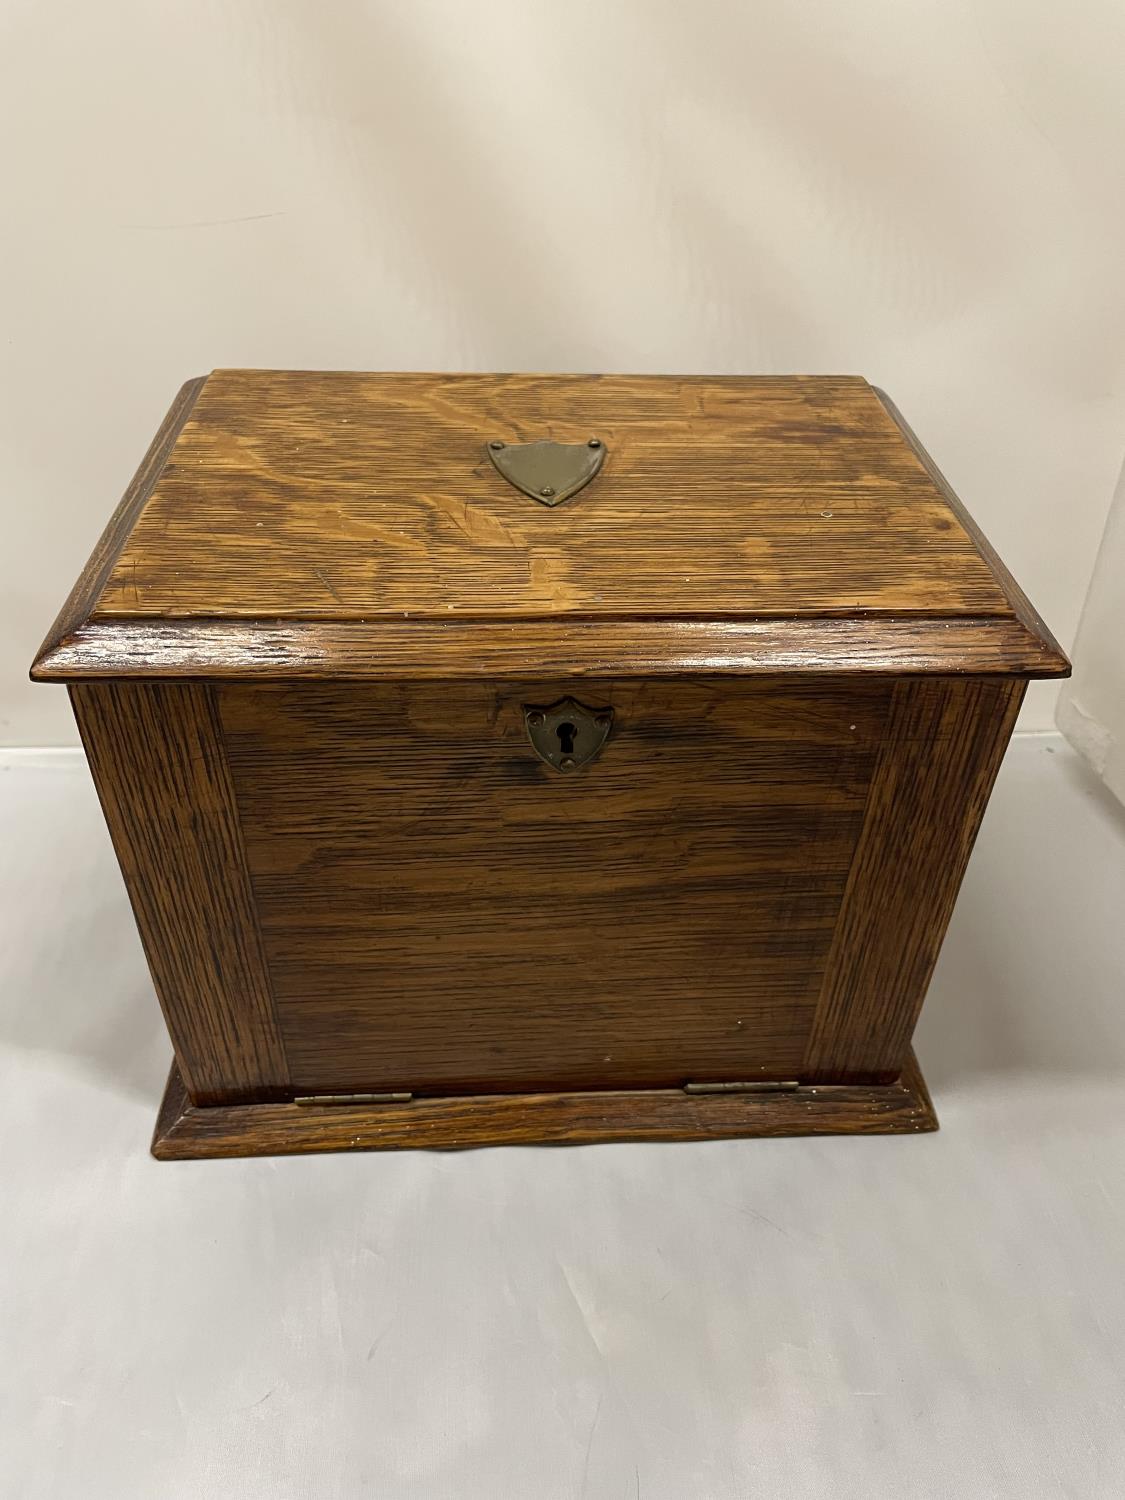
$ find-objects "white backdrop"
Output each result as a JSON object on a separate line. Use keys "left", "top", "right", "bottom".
{"left": 3, "top": 0, "right": 1124, "bottom": 743}
{"left": 1059, "top": 459, "right": 1125, "bottom": 803}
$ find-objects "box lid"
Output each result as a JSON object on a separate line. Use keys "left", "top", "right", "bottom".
{"left": 33, "top": 370, "right": 1068, "bottom": 680}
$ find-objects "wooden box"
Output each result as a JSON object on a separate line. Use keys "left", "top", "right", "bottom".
{"left": 33, "top": 372, "right": 1068, "bottom": 1159}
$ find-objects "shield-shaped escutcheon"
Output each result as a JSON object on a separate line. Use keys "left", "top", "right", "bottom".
{"left": 523, "top": 698, "right": 614, "bottom": 772}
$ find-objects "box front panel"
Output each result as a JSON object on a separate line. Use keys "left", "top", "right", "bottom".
{"left": 219, "top": 678, "right": 889, "bottom": 1096}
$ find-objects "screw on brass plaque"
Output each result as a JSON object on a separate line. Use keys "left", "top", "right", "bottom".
{"left": 486, "top": 437, "right": 605, "bottom": 507}
{"left": 524, "top": 698, "right": 613, "bottom": 772}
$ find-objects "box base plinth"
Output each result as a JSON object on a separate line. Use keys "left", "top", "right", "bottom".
{"left": 151, "top": 1052, "right": 937, "bottom": 1160}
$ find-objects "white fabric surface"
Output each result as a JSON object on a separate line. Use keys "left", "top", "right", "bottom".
{"left": 2, "top": 734, "right": 1124, "bottom": 1498}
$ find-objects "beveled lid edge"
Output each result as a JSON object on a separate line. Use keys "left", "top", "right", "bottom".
{"left": 30, "top": 375, "right": 208, "bottom": 682}
{"left": 31, "top": 614, "right": 1071, "bottom": 682}
{"left": 871, "top": 387, "right": 1069, "bottom": 675}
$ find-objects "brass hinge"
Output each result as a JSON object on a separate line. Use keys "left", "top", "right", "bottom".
{"left": 294, "top": 1091, "right": 413, "bottom": 1107}
{"left": 683, "top": 1080, "right": 800, "bottom": 1095}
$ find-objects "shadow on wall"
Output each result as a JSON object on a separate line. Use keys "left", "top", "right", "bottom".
{"left": 918, "top": 740, "right": 1125, "bottom": 1089}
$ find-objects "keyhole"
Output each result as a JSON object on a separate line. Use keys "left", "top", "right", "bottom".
{"left": 556, "top": 721, "right": 577, "bottom": 756}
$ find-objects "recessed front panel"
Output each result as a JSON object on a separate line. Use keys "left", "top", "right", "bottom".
{"left": 219, "top": 678, "right": 890, "bottom": 1096}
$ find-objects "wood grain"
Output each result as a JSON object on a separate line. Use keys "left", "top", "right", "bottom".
{"left": 34, "top": 371, "right": 1065, "bottom": 1158}
{"left": 32, "top": 613, "right": 1070, "bottom": 682}
{"left": 219, "top": 677, "right": 889, "bottom": 1095}
{"left": 152, "top": 1050, "right": 938, "bottom": 1159}
{"left": 70, "top": 682, "right": 289, "bottom": 1104}
{"left": 804, "top": 676, "right": 1026, "bottom": 1082}
{"left": 95, "top": 371, "right": 1011, "bottom": 621}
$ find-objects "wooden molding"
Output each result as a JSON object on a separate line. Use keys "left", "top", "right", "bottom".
{"left": 152, "top": 1050, "right": 938, "bottom": 1159}
{"left": 33, "top": 614, "right": 1070, "bottom": 683}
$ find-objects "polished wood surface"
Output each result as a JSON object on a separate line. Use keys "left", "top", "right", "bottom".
{"left": 92, "top": 371, "right": 1010, "bottom": 622}
{"left": 34, "top": 613, "right": 1069, "bottom": 682}
{"left": 152, "top": 1050, "right": 937, "bottom": 1159}
{"left": 805, "top": 676, "right": 1026, "bottom": 1082}
{"left": 220, "top": 677, "right": 887, "bottom": 1094}
{"left": 31, "top": 371, "right": 1070, "bottom": 683}
{"left": 70, "top": 682, "right": 289, "bottom": 1104}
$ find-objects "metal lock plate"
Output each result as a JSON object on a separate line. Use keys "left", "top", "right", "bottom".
{"left": 524, "top": 698, "right": 613, "bottom": 772}
{"left": 486, "top": 437, "right": 605, "bottom": 507}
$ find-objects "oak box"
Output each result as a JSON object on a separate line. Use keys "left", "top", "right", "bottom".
{"left": 32, "top": 372, "right": 1069, "bottom": 1158}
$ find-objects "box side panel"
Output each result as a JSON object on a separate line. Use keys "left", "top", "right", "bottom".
{"left": 220, "top": 677, "right": 891, "bottom": 1096}
{"left": 70, "top": 682, "right": 289, "bottom": 1104}
{"left": 804, "top": 676, "right": 1026, "bottom": 1083}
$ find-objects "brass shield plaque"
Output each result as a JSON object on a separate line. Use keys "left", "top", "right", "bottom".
{"left": 486, "top": 438, "right": 605, "bottom": 507}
